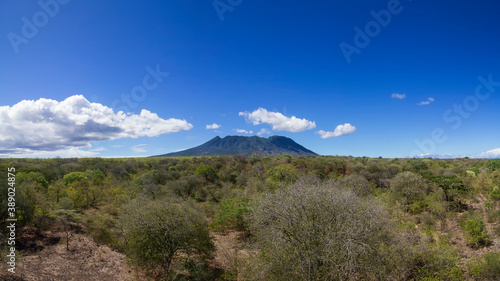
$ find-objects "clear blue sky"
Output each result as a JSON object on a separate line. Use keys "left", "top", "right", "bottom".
{"left": 1, "top": 0, "right": 499, "bottom": 158}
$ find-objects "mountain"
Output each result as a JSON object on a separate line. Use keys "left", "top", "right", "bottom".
{"left": 154, "top": 135, "right": 318, "bottom": 157}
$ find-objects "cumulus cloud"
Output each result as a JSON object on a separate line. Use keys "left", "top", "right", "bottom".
{"left": 316, "top": 123, "right": 356, "bottom": 139}
{"left": 206, "top": 123, "right": 221, "bottom": 129}
{"left": 239, "top": 108, "right": 316, "bottom": 132}
{"left": 234, "top": 129, "right": 253, "bottom": 134}
{"left": 392, "top": 93, "right": 406, "bottom": 99}
{"left": 417, "top": 97, "right": 435, "bottom": 105}
{"left": 0, "top": 95, "right": 193, "bottom": 156}
{"left": 478, "top": 148, "right": 500, "bottom": 158}
{"left": 257, "top": 128, "right": 270, "bottom": 136}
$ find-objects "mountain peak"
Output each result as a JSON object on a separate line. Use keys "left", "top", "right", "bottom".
{"left": 154, "top": 135, "right": 317, "bottom": 157}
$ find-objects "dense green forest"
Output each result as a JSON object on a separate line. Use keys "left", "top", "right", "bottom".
{"left": 1, "top": 156, "right": 500, "bottom": 280}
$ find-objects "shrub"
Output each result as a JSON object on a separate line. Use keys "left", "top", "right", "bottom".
{"left": 486, "top": 210, "right": 500, "bottom": 223}
{"left": 339, "top": 174, "right": 372, "bottom": 196}
{"left": 118, "top": 198, "right": 214, "bottom": 279}
{"left": 459, "top": 211, "right": 492, "bottom": 249}
{"left": 85, "top": 209, "right": 116, "bottom": 246}
{"left": 489, "top": 186, "right": 500, "bottom": 200}
{"left": 63, "top": 172, "right": 87, "bottom": 185}
{"left": 467, "top": 252, "right": 500, "bottom": 280}
{"left": 214, "top": 197, "right": 250, "bottom": 231}
{"left": 410, "top": 244, "right": 464, "bottom": 281}
{"left": 266, "top": 165, "right": 298, "bottom": 185}
{"left": 248, "top": 179, "right": 392, "bottom": 280}
{"left": 49, "top": 209, "right": 82, "bottom": 251}
{"left": 195, "top": 165, "right": 219, "bottom": 183}
{"left": 391, "top": 171, "right": 428, "bottom": 207}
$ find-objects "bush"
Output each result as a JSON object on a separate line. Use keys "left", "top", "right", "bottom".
{"left": 489, "top": 186, "right": 500, "bottom": 200}
{"left": 410, "top": 244, "right": 464, "bottom": 281}
{"left": 486, "top": 210, "right": 500, "bottom": 223}
{"left": 248, "top": 179, "right": 392, "bottom": 280}
{"left": 338, "top": 174, "right": 372, "bottom": 196}
{"left": 214, "top": 197, "right": 250, "bottom": 231}
{"left": 118, "top": 198, "right": 214, "bottom": 279}
{"left": 85, "top": 209, "right": 116, "bottom": 246}
{"left": 467, "top": 252, "right": 500, "bottom": 280}
{"left": 460, "top": 211, "right": 492, "bottom": 249}
{"left": 391, "top": 171, "right": 428, "bottom": 207}
{"left": 63, "top": 172, "right": 87, "bottom": 185}
{"left": 195, "top": 165, "right": 219, "bottom": 183}
{"left": 266, "top": 165, "right": 298, "bottom": 185}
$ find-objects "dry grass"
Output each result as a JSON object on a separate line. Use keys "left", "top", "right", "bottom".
{"left": 1, "top": 230, "right": 133, "bottom": 281}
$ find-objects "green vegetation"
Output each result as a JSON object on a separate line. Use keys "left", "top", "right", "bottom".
{"left": 214, "top": 197, "right": 250, "bottom": 231}
{"left": 466, "top": 252, "right": 500, "bottom": 280}
{"left": 118, "top": 198, "right": 214, "bottom": 279}
{"left": 0, "top": 156, "right": 499, "bottom": 280}
{"left": 249, "top": 180, "right": 391, "bottom": 279}
{"left": 459, "top": 211, "right": 492, "bottom": 249}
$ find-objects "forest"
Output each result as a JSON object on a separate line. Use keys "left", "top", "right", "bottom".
{"left": 1, "top": 155, "right": 500, "bottom": 280}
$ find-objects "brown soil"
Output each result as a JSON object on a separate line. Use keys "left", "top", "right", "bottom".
{"left": 1, "top": 230, "right": 133, "bottom": 281}
{"left": 450, "top": 196, "right": 500, "bottom": 265}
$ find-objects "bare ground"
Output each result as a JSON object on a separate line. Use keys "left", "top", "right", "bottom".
{"left": 1, "top": 230, "right": 133, "bottom": 281}
{"left": 447, "top": 196, "right": 500, "bottom": 265}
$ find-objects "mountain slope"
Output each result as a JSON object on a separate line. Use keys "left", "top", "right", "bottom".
{"left": 154, "top": 135, "right": 317, "bottom": 157}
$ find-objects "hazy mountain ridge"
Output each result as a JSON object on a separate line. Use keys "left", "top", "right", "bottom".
{"left": 155, "top": 135, "right": 318, "bottom": 157}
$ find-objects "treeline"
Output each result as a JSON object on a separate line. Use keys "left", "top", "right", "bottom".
{"left": 1, "top": 156, "right": 500, "bottom": 280}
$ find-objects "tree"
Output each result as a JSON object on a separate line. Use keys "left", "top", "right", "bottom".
{"left": 266, "top": 165, "right": 298, "bottom": 185}
{"left": 194, "top": 165, "right": 219, "bottom": 183}
{"left": 48, "top": 179, "right": 67, "bottom": 203}
{"left": 215, "top": 197, "right": 251, "bottom": 231}
{"left": 390, "top": 171, "right": 428, "bottom": 207}
{"left": 338, "top": 174, "right": 372, "bottom": 196}
{"left": 17, "top": 171, "right": 49, "bottom": 190}
{"left": 63, "top": 171, "right": 87, "bottom": 185}
{"left": 487, "top": 159, "right": 500, "bottom": 172}
{"left": 119, "top": 198, "right": 214, "bottom": 279}
{"left": 49, "top": 208, "right": 82, "bottom": 251}
{"left": 248, "top": 179, "right": 391, "bottom": 280}
{"left": 421, "top": 172, "right": 471, "bottom": 210}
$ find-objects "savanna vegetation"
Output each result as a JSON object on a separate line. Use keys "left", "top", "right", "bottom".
{"left": 1, "top": 156, "right": 500, "bottom": 280}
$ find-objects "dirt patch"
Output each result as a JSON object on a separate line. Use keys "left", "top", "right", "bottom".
{"left": 211, "top": 231, "right": 263, "bottom": 280}
{"left": 1, "top": 231, "right": 133, "bottom": 281}
{"left": 450, "top": 196, "right": 500, "bottom": 265}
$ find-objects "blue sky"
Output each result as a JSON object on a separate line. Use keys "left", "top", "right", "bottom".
{"left": 1, "top": 0, "right": 499, "bottom": 158}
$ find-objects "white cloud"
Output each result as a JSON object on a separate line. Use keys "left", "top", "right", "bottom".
{"left": 316, "top": 123, "right": 356, "bottom": 139}
{"left": 0, "top": 95, "right": 193, "bottom": 156}
{"left": 206, "top": 123, "right": 221, "bottom": 129}
{"left": 239, "top": 107, "right": 316, "bottom": 132}
{"left": 257, "top": 128, "right": 270, "bottom": 136}
{"left": 132, "top": 144, "right": 148, "bottom": 153}
{"left": 478, "top": 148, "right": 500, "bottom": 158}
{"left": 0, "top": 147, "right": 100, "bottom": 158}
{"left": 392, "top": 93, "right": 406, "bottom": 99}
{"left": 234, "top": 129, "right": 253, "bottom": 134}
{"left": 414, "top": 153, "right": 460, "bottom": 159}
{"left": 417, "top": 97, "right": 435, "bottom": 105}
